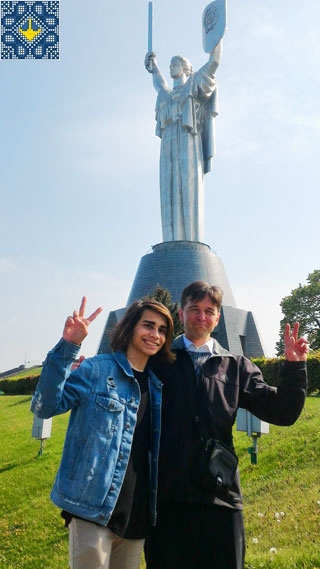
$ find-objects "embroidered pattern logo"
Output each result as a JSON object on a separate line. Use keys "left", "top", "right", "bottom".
{"left": 1, "top": 1, "right": 59, "bottom": 59}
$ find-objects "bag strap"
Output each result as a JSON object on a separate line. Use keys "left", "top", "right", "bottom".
{"left": 177, "top": 349, "right": 234, "bottom": 453}
{"left": 176, "top": 349, "right": 212, "bottom": 444}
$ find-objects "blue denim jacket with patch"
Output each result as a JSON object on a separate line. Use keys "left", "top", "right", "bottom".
{"left": 31, "top": 339, "right": 162, "bottom": 527}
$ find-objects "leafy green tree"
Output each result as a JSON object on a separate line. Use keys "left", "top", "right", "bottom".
{"left": 145, "top": 285, "right": 184, "bottom": 338}
{"left": 276, "top": 270, "right": 320, "bottom": 355}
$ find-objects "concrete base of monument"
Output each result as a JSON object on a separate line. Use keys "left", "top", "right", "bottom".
{"left": 97, "top": 241, "right": 265, "bottom": 358}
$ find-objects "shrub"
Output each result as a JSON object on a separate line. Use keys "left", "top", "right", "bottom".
{"left": 253, "top": 353, "right": 320, "bottom": 396}
{"left": 0, "top": 375, "right": 39, "bottom": 395}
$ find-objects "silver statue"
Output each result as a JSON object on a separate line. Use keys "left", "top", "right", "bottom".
{"left": 145, "top": 2, "right": 225, "bottom": 242}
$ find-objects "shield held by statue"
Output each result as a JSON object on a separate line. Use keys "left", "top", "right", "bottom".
{"left": 202, "top": 0, "right": 227, "bottom": 53}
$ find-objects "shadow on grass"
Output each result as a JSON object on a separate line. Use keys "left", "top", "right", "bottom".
{"left": 0, "top": 453, "right": 40, "bottom": 473}
{"left": 8, "top": 396, "right": 32, "bottom": 406}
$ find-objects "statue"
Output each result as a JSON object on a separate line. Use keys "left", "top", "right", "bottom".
{"left": 145, "top": 1, "right": 226, "bottom": 243}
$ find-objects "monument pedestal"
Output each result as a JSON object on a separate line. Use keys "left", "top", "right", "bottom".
{"left": 98, "top": 241, "right": 265, "bottom": 358}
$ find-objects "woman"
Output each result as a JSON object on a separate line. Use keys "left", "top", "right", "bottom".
{"left": 144, "top": 42, "right": 222, "bottom": 242}
{"left": 31, "top": 296, "right": 174, "bottom": 569}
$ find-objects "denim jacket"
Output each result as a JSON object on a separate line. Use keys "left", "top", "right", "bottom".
{"left": 31, "top": 339, "right": 162, "bottom": 527}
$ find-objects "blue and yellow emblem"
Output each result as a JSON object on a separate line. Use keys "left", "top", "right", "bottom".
{"left": 1, "top": 1, "right": 59, "bottom": 59}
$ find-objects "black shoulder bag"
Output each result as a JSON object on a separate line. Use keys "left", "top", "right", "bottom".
{"left": 192, "top": 436, "right": 238, "bottom": 494}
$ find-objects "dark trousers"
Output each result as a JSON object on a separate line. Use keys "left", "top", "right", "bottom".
{"left": 145, "top": 502, "right": 245, "bottom": 569}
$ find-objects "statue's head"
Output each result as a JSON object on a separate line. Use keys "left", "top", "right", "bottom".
{"left": 170, "top": 55, "right": 193, "bottom": 79}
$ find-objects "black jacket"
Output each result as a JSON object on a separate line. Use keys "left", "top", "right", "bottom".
{"left": 152, "top": 336, "right": 308, "bottom": 510}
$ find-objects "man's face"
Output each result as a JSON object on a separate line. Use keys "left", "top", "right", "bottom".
{"left": 179, "top": 296, "right": 220, "bottom": 346}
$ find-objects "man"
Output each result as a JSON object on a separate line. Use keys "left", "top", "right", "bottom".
{"left": 146, "top": 281, "right": 308, "bottom": 569}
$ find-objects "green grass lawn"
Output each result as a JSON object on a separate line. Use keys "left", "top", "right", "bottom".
{"left": 0, "top": 395, "right": 319, "bottom": 569}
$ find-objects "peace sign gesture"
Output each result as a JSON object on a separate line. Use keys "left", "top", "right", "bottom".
{"left": 284, "top": 322, "right": 309, "bottom": 362}
{"left": 62, "top": 296, "right": 103, "bottom": 346}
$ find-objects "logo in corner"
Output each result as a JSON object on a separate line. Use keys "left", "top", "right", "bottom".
{"left": 1, "top": 1, "right": 59, "bottom": 60}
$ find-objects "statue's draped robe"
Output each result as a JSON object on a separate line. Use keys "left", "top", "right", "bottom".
{"left": 155, "top": 62, "right": 218, "bottom": 242}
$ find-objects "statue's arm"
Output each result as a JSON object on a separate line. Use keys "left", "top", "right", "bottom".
{"left": 207, "top": 40, "right": 223, "bottom": 76}
{"left": 144, "top": 52, "right": 168, "bottom": 92}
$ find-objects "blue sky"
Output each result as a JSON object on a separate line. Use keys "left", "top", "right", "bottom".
{"left": 1, "top": 0, "right": 319, "bottom": 371}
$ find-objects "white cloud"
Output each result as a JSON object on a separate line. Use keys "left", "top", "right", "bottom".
{"left": 0, "top": 258, "right": 16, "bottom": 274}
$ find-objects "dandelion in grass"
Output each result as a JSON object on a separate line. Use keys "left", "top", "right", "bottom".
{"left": 269, "top": 547, "right": 277, "bottom": 554}
{"left": 257, "top": 512, "right": 264, "bottom": 517}
{"left": 252, "top": 538, "right": 259, "bottom": 544}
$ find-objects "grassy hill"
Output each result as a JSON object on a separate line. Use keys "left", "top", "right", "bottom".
{"left": 0, "top": 395, "right": 319, "bottom": 569}
{"left": 0, "top": 366, "right": 42, "bottom": 380}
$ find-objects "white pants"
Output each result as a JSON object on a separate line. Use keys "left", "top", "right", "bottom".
{"left": 69, "top": 518, "right": 145, "bottom": 569}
